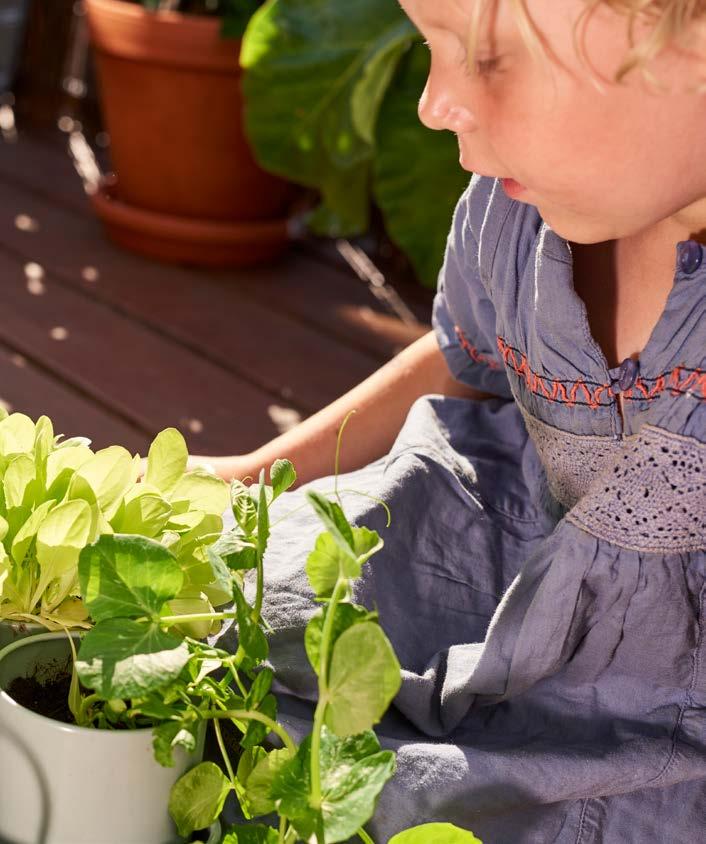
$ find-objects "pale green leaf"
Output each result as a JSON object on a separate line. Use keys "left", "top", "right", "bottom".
{"left": 170, "top": 470, "right": 229, "bottom": 517}
{"left": 326, "top": 622, "right": 401, "bottom": 736}
{"left": 78, "top": 534, "right": 183, "bottom": 622}
{"left": 68, "top": 446, "right": 133, "bottom": 514}
{"left": 76, "top": 618, "right": 189, "bottom": 698}
{"left": 145, "top": 428, "right": 188, "bottom": 495}
{"left": 389, "top": 824, "right": 483, "bottom": 844}
{"left": 271, "top": 728, "right": 396, "bottom": 843}
{"left": 270, "top": 459, "right": 296, "bottom": 500}
{"left": 169, "top": 762, "right": 231, "bottom": 838}
{"left": 0, "top": 413, "right": 36, "bottom": 455}
{"left": 4, "top": 455, "right": 36, "bottom": 509}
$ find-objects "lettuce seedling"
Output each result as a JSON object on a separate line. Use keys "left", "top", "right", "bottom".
{"left": 0, "top": 414, "right": 229, "bottom": 632}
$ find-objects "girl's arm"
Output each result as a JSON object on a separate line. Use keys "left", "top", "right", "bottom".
{"left": 195, "top": 330, "right": 493, "bottom": 486}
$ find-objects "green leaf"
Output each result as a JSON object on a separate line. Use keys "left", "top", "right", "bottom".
{"left": 240, "top": 693, "right": 277, "bottom": 750}
{"left": 270, "top": 459, "right": 296, "bottom": 500}
{"left": 271, "top": 728, "right": 396, "bottom": 843}
{"left": 242, "top": 746, "right": 293, "bottom": 817}
{"left": 170, "top": 470, "right": 229, "bottom": 517}
{"left": 389, "top": 824, "right": 483, "bottom": 844}
{"left": 4, "top": 455, "right": 36, "bottom": 509}
{"left": 231, "top": 479, "right": 257, "bottom": 535}
{"left": 45, "top": 445, "right": 93, "bottom": 496}
{"left": 210, "top": 531, "right": 258, "bottom": 571}
{"left": 374, "top": 41, "right": 470, "bottom": 286}
{"left": 115, "top": 488, "right": 172, "bottom": 537}
{"left": 351, "top": 26, "right": 412, "bottom": 144}
{"left": 325, "top": 622, "right": 401, "bottom": 737}
{"left": 305, "top": 603, "right": 372, "bottom": 674}
{"left": 68, "top": 446, "right": 134, "bottom": 514}
{"left": 221, "top": 825, "right": 279, "bottom": 844}
{"left": 145, "top": 428, "right": 188, "bottom": 495}
{"left": 78, "top": 534, "right": 183, "bottom": 622}
{"left": 153, "top": 720, "right": 198, "bottom": 768}
{"left": 10, "top": 500, "right": 55, "bottom": 565}
{"left": 305, "top": 526, "right": 381, "bottom": 598}
{"left": 33, "top": 499, "right": 93, "bottom": 601}
{"left": 256, "top": 470, "right": 269, "bottom": 561}
{"left": 0, "top": 413, "right": 36, "bottom": 455}
{"left": 306, "top": 491, "right": 355, "bottom": 553}
{"left": 169, "top": 761, "right": 232, "bottom": 838}
{"left": 241, "top": 0, "right": 416, "bottom": 235}
{"left": 76, "top": 618, "right": 189, "bottom": 698}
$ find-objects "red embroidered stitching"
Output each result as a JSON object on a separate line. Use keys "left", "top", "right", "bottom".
{"left": 626, "top": 368, "right": 706, "bottom": 401}
{"left": 496, "top": 337, "right": 611, "bottom": 409}
{"left": 454, "top": 326, "right": 706, "bottom": 408}
{"left": 454, "top": 326, "right": 500, "bottom": 369}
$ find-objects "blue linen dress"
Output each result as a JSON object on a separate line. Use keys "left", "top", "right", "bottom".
{"left": 219, "top": 174, "right": 706, "bottom": 843}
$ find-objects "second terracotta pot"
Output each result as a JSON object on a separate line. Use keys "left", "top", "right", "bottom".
{"left": 85, "top": 0, "right": 294, "bottom": 265}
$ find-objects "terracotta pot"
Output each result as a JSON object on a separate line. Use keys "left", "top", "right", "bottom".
{"left": 85, "top": 0, "right": 294, "bottom": 266}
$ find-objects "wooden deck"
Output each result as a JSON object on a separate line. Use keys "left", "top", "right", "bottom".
{"left": 0, "top": 127, "right": 432, "bottom": 459}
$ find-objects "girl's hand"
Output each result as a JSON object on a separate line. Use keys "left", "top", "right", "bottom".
{"left": 185, "top": 454, "right": 256, "bottom": 483}
{"left": 137, "top": 454, "right": 255, "bottom": 483}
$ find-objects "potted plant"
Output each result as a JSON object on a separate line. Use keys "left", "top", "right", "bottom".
{"left": 0, "top": 411, "right": 230, "bottom": 649}
{"left": 84, "top": 0, "right": 297, "bottom": 267}
{"left": 240, "top": 0, "right": 470, "bottom": 287}
{"left": 0, "top": 423, "right": 483, "bottom": 841}
{"left": 0, "top": 0, "right": 31, "bottom": 93}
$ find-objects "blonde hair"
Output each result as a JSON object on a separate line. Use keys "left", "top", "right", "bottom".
{"left": 468, "top": 0, "right": 706, "bottom": 90}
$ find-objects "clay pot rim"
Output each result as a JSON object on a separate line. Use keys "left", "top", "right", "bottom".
{"left": 91, "top": 178, "right": 292, "bottom": 246}
{"left": 85, "top": 0, "right": 241, "bottom": 73}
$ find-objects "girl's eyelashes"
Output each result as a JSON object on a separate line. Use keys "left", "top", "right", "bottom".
{"left": 422, "top": 39, "right": 500, "bottom": 80}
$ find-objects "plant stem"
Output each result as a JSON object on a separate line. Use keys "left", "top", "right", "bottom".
{"left": 213, "top": 717, "right": 236, "bottom": 785}
{"left": 334, "top": 409, "right": 357, "bottom": 506}
{"left": 309, "top": 576, "right": 347, "bottom": 810}
{"left": 278, "top": 815, "right": 287, "bottom": 844}
{"left": 358, "top": 829, "right": 375, "bottom": 844}
{"left": 204, "top": 709, "right": 296, "bottom": 756}
{"left": 159, "top": 610, "right": 236, "bottom": 626}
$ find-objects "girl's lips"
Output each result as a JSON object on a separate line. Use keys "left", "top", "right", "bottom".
{"left": 501, "top": 178, "right": 526, "bottom": 198}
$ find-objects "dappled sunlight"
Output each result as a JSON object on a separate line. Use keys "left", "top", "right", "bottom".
{"left": 14, "top": 214, "right": 39, "bottom": 233}
{"left": 81, "top": 266, "right": 100, "bottom": 282}
{"left": 49, "top": 326, "right": 69, "bottom": 341}
{"left": 267, "top": 403, "right": 301, "bottom": 434}
{"left": 24, "top": 262, "right": 46, "bottom": 296}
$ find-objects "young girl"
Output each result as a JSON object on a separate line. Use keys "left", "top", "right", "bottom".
{"left": 210, "top": 1, "right": 706, "bottom": 840}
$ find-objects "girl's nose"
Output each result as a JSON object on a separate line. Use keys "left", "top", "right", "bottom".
{"left": 418, "top": 80, "right": 478, "bottom": 133}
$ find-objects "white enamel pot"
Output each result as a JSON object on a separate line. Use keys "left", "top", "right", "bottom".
{"left": 0, "top": 632, "right": 205, "bottom": 844}
{"left": 0, "top": 619, "right": 47, "bottom": 650}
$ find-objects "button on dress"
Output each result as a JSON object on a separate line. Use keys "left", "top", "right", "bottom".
{"left": 218, "top": 175, "right": 706, "bottom": 843}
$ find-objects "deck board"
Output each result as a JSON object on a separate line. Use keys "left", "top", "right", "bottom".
{"left": 0, "top": 129, "right": 432, "bottom": 459}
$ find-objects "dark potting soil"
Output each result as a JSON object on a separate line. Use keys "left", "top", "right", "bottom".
{"left": 7, "top": 661, "right": 75, "bottom": 724}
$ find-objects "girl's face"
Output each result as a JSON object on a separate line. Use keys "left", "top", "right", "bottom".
{"left": 400, "top": 0, "right": 706, "bottom": 244}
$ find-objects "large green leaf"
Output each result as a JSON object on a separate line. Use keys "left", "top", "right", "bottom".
{"left": 0, "top": 413, "right": 35, "bottom": 455}
{"left": 242, "top": 0, "right": 416, "bottom": 236}
{"left": 243, "top": 746, "right": 293, "bottom": 817}
{"left": 271, "top": 728, "right": 396, "bottom": 843}
{"left": 78, "top": 534, "right": 183, "bottom": 622}
{"left": 389, "top": 824, "right": 483, "bottom": 844}
{"left": 169, "top": 762, "right": 232, "bottom": 838}
{"left": 145, "top": 428, "right": 188, "bottom": 496}
{"left": 304, "top": 603, "right": 372, "bottom": 674}
{"left": 325, "top": 622, "right": 401, "bottom": 736}
{"left": 374, "top": 41, "right": 470, "bottom": 286}
{"left": 76, "top": 618, "right": 189, "bottom": 698}
{"left": 68, "top": 446, "right": 134, "bottom": 514}
{"left": 169, "top": 470, "right": 228, "bottom": 517}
